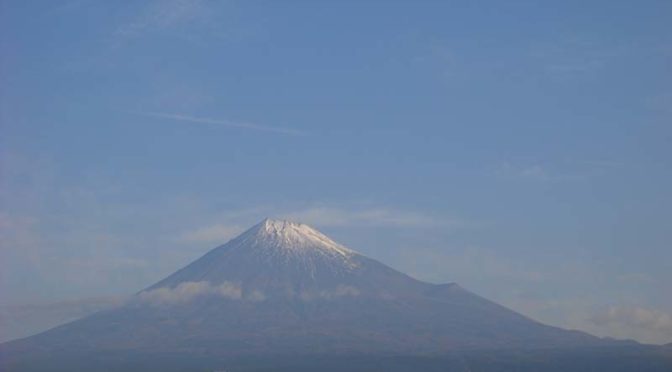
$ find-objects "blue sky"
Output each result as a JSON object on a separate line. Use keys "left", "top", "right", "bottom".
{"left": 1, "top": 0, "right": 671, "bottom": 343}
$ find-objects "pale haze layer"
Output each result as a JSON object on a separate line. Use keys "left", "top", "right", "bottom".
{"left": 1, "top": 1, "right": 671, "bottom": 344}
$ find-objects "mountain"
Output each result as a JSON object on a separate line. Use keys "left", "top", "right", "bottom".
{"left": 2, "top": 219, "right": 670, "bottom": 371}
{"left": 0, "top": 296, "right": 125, "bottom": 343}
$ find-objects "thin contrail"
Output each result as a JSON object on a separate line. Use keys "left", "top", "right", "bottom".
{"left": 140, "top": 112, "right": 306, "bottom": 136}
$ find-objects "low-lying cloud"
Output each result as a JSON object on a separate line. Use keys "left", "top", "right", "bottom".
{"left": 294, "top": 285, "right": 361, "bottom": 301}
{"left": 591, "top": 306, "right": 672, "bottom": 333}
{"left": 135, "top": 281, "right": 264, "bottom": 305}
{"left": 588, "top": 305, "right": 672, "bottom": 343}
{"left": 135, "top": 282, "right": 358, "bottom": 305}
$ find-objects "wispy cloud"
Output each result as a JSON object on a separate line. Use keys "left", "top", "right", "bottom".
{"left": 134, "top": 281, "right": 266, "bottom": 306}
{"left": 179, "top": 223, "right": 243, "bottom": 243}
{"left": 134, "top": 281, "right": 362, "bottom": 306}
{"left": 110, "top": 0, "right": 256, "bottom": 48}
{"left": 114, "top": 0, "right": 210, "bottom": 39}
{"left": 490, "top": 157, "right": 631, "bottom": 183}
{"left": 141, "top": 112, "right": 307, "bottom": 136}
{"left": 591, "top": 306, "right": 672, "bottom": 334}
{"left": 177, "top": 205, "right": 458, "bottom": 245}
{"left": 529, "top": 37, "right": 629, "bottom": 78}
{"left": 280, "top": 206, "right": 459, "bottom": 228}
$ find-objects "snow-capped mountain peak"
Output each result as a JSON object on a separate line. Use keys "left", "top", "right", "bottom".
{"left": 3, "top": 218, "right": 617, "bottom": 366}
{"left": 149, "top": 219, "right": 362, "bottom": 290}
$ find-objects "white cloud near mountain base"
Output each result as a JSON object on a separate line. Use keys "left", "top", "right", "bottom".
{"left": 591, "top": 306, "right": 672, "bottom": 332}
{"left": 589, "top": 305, "right": 672, "bottom": 343}
{"left": 311, "top": 285, "right": 360, "bottom": 300}
{"left": 136, "top": 281, "right": 257, "bottom": 305}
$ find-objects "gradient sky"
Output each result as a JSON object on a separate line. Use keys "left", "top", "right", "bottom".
{"left": 1, "top": 0, "right": 671, "bottom": 344}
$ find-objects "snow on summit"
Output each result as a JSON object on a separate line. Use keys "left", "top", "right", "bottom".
{"left": 229, "top": 218, "right": 362, "bottom": 272}
{"left": 240, "top": 218, "right": 356, "bottom": 258}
